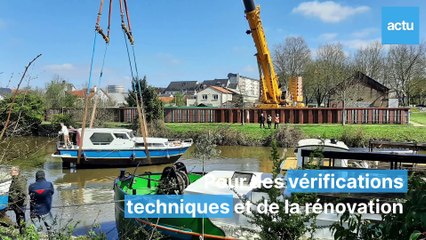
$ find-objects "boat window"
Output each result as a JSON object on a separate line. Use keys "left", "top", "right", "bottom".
{"left": 231, "top": 172, "right": 253, "bottom": 186}
{"left": 89, "top": 133, "right": 114, "bottom": 145}
{"left": 114, "top": 133, "right": 129, "bottom": 139}
{"left": 135, "top": 142, "right": 166, "bottom": 147}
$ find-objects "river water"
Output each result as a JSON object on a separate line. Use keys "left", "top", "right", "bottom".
{"left": 2, "top": 137, "right": 283, "bottom": 239}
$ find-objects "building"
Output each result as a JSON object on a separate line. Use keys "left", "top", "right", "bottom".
{"left": 106, "top": 85, "right": 127, "bottom": 107}
{"left": 199, "top": 79, "right": 229, "bottom": 90}
{"left": 70, "top": 87, "right": 111, "bottom": 106}
{"left": 164, "top": 81, "right": 199, "bottom": 95}
{"left": 329, "top": 71, "right": 391, "bottom": 108}
{"left": 227, "top": 73, "right": 259, "bottom": 103}
{"left": 187, "top": 86, "right": 233, "bottom": 107}
{"left": 0, "top": 88, "right": 12, "bottom": 100}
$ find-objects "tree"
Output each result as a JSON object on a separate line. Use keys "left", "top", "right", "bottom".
{"left": 44, "top": 76, "right": 77, "bottom": 109}
{"left": 409, "top": 77, "right": 426, "bottom": 105}
{"left": 192, "top": 131, "right": 220, "bottom": 174}
{"left": 273, "top": 36, "right": 311, "bottom": 86}
{"left": 0, "top": 91, "right": 45, "bottom": 136}
{"left": 386, "top": 43, "right": 426, "bottom": 106}
{"left": 126, "top": 76, "right": 163, "bottom": 123}
{"left": 353, "top": 41, "right": 385, "bottom": 81}
{"left": 247, "top": 139, "right": 315, "bottom": 240}
{"left": 173, "top": 92, "right": 185, "bottom": 107}
{"left": 303, "top": 43, "right": 349, "bottom": 106}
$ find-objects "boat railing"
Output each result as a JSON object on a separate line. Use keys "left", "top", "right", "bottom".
{"left": 369, "top": 140, "right": 426, "bottom": 152}
{"left": 301, "top": 149, "right": 426, "bottom": 170}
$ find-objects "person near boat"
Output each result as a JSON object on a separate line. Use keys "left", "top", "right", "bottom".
{"left": 8, "top": 166, "right": 27, "bottom": 233}
{"left": 29, "top": 170, "right": 54, "bottom": 235}
{"left": 60, "top": 123, "right": 72, "bottom": 148}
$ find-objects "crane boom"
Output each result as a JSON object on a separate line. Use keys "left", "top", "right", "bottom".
{"left": 243, "top": 0, "right": 282, "bottom": 108}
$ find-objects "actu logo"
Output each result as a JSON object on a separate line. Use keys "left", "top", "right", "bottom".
{"left": 382, "top": 7, "right": 419, "bottom": 44}
{"left": 387, "top": 21, "right": 415, "bottom": 31}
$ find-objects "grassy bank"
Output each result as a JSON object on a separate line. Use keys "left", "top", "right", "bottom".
{"left": 411, "top": 112, "right": 426, "bottom": 125}
{"left": 165, "top": 123, "right": 426, "bottom": 147}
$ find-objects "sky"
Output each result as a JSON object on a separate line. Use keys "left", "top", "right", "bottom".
{"left": 0, "top": 0, "right": 425, "bottom": 90}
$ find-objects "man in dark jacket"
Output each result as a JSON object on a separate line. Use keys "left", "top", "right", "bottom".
{"left": 8, "top": 166, "right": 27, "bottom": 233}
{"left": 29, "top": 170, "right": 54, "bottom": 234}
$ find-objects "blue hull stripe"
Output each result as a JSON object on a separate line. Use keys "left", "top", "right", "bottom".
{"left": 59, "top": 147, "right": 189, "bottom": 159}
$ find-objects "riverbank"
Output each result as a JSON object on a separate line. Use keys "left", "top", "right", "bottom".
{"left": 36, "top": 121, "right": 426, "bottom": 148}
{"left": 164, "top": 123, "right": 426, "bottom": 147}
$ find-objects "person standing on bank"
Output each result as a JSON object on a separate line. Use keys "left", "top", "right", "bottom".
{"left": 267, "top": 114, "right": 272, "bottom": 129}
{"left": 274, "top": 114, "right": 280, "bottom": 129}
{"left": 8, "top": 166, "right": 27, "bottom": 233}
{"left": 29, "top": 170, "right": 54, "bottom": 235}
{"left": 259, "top": 113, "right": 265, "bottom": 128}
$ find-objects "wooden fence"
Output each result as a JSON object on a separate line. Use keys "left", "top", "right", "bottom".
{"left": 46, "top": 107, "right": 410, "bottom": 124}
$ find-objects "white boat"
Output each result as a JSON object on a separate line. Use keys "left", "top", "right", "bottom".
{"left": 52, "top": 128, "right": 193, "bottom": 168}
{"left": 281, "top": 138, "right": 369, "bottom": 171}
{"left": 0, "top": 172, "right": 11, "bottom": 211}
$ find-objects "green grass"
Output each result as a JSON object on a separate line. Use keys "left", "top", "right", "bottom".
{"left": 165, "top": 123, "right": 426, "bottom": 144}
{"left": 411, "top": 112, "right": 426, "bottom": 125}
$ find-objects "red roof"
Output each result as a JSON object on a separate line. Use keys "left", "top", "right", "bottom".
{"left": 208, "top": 86, "right": 233, "bottom": 94}
{"left": 159, "top": 97, "right": 174, "bottom": 103}
{"left": 69, "top": 88, "right": 95, "bottom": 98}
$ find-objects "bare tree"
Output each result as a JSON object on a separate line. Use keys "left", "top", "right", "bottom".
{"left": 353, "top": 41, "right": 385, "bottom": 81}
{"left": 386, "top": 43, "right": 426, "bottom": 106}
{"left": 303, "top": 43, "right": 349, "bottom": 106}
{"left": 273, "top": 36, "right": 311, "bottom": 86}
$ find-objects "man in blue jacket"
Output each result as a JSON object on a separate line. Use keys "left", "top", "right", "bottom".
{"left": 29, "top": 170, "right": 54, "bottom": 235}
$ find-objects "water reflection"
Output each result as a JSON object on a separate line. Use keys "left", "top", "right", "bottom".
{"left": 3, "top": 137, "right": 278, "bottom": 239}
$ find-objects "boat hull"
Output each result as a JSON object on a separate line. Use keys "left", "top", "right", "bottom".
{"left": 56, "top": 147, "right": 190, "bottom": 168}
{"left": 114, "top": 174, "right": 232, "bottom": 240}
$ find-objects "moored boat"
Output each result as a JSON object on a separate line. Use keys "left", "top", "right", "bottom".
{"left": 281, "top": 138, "right": 369, "bottom": 171}
{"left": 52, "top": 128, "right": 192, "bottom": 168}
{"left": 0, "top": 172, "right": 11, "bottom": 211}
{"left": 114, "top": 163, "right": 264, "bottom": 240}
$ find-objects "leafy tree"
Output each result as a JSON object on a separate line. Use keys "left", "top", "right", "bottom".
{"left": 173, "top": 92, "right": 186, "bottom": 106}
{"left": 247, "top": 139, "right": 316, "bottom": 240}
{"left": 44, "top": 77, "right": 77, "bottom": 109}
{"left": 192, "top": 131, "right": 220, "bottom": 173}
{"left": 126, "top": 76, "right": 163, "bottom": 123}
{"left": 0, "top": 92, "right": 45, "bottom": 135}
{"left": 330, "top": 173, "right": 426, "bottom": 240}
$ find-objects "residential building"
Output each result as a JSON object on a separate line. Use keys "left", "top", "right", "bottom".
{"left": 164, "top": 81, "right": 199, "bottom": 95}
{"left": 189, "top": 86, "right": 233, "bottom": 107}
{"left": 106, "top": 85, "right": 127, "bottom": 107}
{"left": 199, "top": 79, "right": 229, "bottom": 90}
{"left": 70, "top": 86, "right": 111, "bottom": 106}
{"left": 0, "top": 88, "right": 12, "bottom": 100}
{"left": 227, "top": 73, "right": 259, "bottom": 103}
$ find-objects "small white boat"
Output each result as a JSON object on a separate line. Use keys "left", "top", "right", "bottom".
{"left": 281, "top": 138, "right": 369, "bottom": 171}
{"left": 52, "top": 128, "right": 193, "bottom": 168}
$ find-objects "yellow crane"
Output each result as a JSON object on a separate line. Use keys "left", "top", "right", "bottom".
{"left": 242, "top": 0, "right": 304, "bottom": 108}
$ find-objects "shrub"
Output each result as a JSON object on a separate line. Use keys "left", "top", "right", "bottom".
{"left": 50, "top": 113, "right": 76, "bottom": 130}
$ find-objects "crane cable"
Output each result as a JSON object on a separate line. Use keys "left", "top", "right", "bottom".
{"left": 119, "top": 0, "right": 151, "bottom": 164}
{"left": 78, "top": 0, "right": 112, "bottom": 163}
{"left": 90, "top": 0, "right": 112, "bottom": 128}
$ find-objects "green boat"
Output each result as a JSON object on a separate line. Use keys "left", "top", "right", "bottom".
{"left": 114, "top": 162, "right": 237, "bottom": 240}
